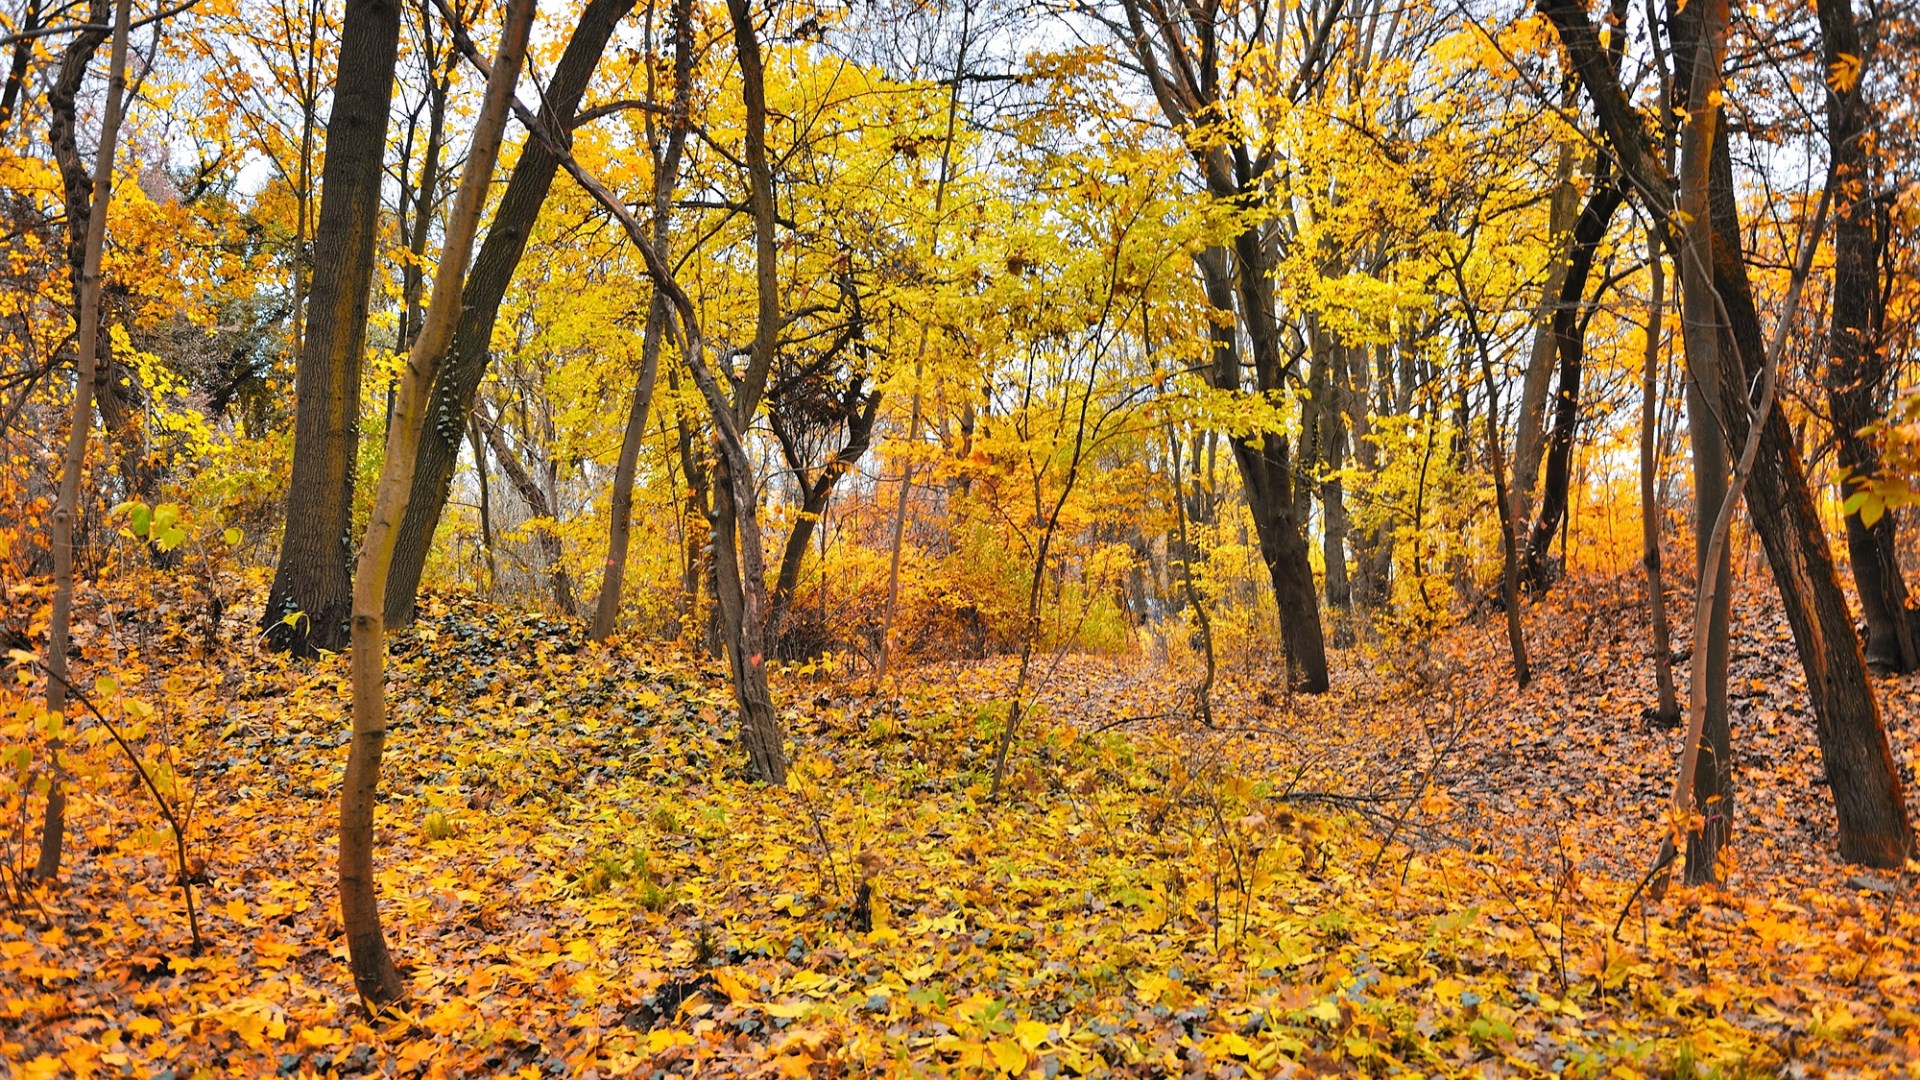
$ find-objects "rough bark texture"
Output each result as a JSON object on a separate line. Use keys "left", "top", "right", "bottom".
{"left": 1542, "top": 0, "right": 1912, "bottom": 867}
{"left": 261, "top": 0, "right": 405, "bottom": 654}
{"left": 1817, "top": 0, "right": 1918, "bottom": 674}
{"left": 382, "top": 0, "right": 636, "bottom": 628}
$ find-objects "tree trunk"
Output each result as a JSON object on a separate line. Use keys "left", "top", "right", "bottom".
{"left": 591, "top": 0, "right": 690, "bottom": 642}
{"left": 1544, "top": 0, "right": 1912, "bottom": 867}
{"left": 1194, "top": 244, "right": 1329, "bottom": 690}
{"left": 261, "top": 0, "right": 405, "bottom": 655}
{"left": 382, "top": 0, "right": 637, "bottom": 628}
{"left": 475, "top": 400, "right": 576, "bottom": 616}
{"left": 342, "top": 0, "right": 532, "bottom": 1009}
{"left": 36, "top": 0, "right": 132, "bottom": 882}
{"left": 1639, "top": 232, "right": 1681, "bottom": 726}
{"left": 1523, "top": 160, "right": 1625, "bottom": 593}
{"left": 768, "top": 391, "right": 881, "bottom": 653}
{"left": 1817, "top": 0, "right": 1919, "bottom": 674}
{"left": 1511, "top": 139, "right": 1581, "bottom": 524}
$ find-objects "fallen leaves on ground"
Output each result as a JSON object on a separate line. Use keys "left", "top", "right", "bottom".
{"left": 3, "top": 582, "right": 1919, "bottom": 1077}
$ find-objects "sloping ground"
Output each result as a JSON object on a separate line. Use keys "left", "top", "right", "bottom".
{"left": 1, "top": 585, "right": 1917, "bottom": 1077}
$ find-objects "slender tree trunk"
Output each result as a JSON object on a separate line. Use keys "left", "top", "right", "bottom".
{"left": 1640, "top": 232, "right": 1681, "bottom": 725}
{"left": 1817, "top": 0, "right": 1918, "bottom": 674}
{"left": 475, "top": 400, "right": 576, "bottom": 616}
{"left": 1512, "top": 139, "right": 1581, "bottom": 524}
{"left": 1524, "top": 161, "right": 1625, "bottom": 593}
{"left": 382, "top": 0, "right": 638, "bottom": 628}
{"left": 262, "top": 0, "right": 405, "bottom": 654}
{"left": 1453, "top": 264, "right": 1530, "bottom": 688}
{"left": 591, "top": 0, "right": 690, "bottom": 642}
{"left": 36, "top": 0, "right": 132, "bottom": 882}
{"left": 342, "top": 0, "right": 532, "bottom": 1008}
{"left": 467, "top": 416, "right": 496, "bottom": 593}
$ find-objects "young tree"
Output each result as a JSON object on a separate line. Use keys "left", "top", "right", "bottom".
{"left": 341, "top": 0, "right": 534, "bottom": 1008}
{"left": 35, "top": 0, "right": 132, "bottom": 881}
{"left": 261, "top": 0, "right": 405, "bottom": 654}
{"left": 591, "top": 0, "right": 691, "bottom": 643}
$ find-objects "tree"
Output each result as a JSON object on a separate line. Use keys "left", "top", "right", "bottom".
{"left": 381, "top": 0, "right": 636, "bottom": 629}
{"left": 35, "top": 0, "right": 132, "bottom": 881}
{"left": 1105, "top": 0, "right": 1332, "bottom": 691}
{"left": 1541, "top": 0, "right": 1913, "bottom": 869}
{"left": 260, "top": 0, "right": 405, "bottom": 655}
{"left": 341, "top": 0, "right": 534, "bottom": 1008}
{"left": 1818, "top": 0, "right": 1919, "bottom": 675}
{"left": 590, "top": 0, "right": 690, "bottom": 643}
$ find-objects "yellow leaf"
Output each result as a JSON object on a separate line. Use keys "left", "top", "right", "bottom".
{"left": 1014, "top": 1019, "right": 1050, "bottom": 1050}
{"left": 990, "top": 1040, "right": 1027, "bottom": 1073}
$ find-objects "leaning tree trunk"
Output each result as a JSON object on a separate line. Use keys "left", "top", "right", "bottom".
{"left": 1817, "top": 0, "right": 1919, "bottom": 674}
{"left": 1523, "top": 159, "right": 1625, "bottom": 593}
{"left": 342, "top": 0, "right": 533, "bottom": 1009}
{"left": 262, "top": 0, "right": 405, "bottom": 655}
{"left": 382, "top": 0, "right": 637, "bottom": 629}
{"left": 36, "top": 0, "right": 132, "bottom": 882}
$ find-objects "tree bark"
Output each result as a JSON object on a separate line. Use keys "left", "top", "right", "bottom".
{"left": 1511, "top": 139, "right": 1581, "bottom": 523}
{"left": 1817, "top": 0, "right": 1918, "bottom": 674}
{"left": 382, "top": 0, "right": 637, "bottom": 628}
{"left": 342, "top": 0, "right": 533, "bottom": 1009}
{"left": 36, "top": 0, "right": 132, "bottom": 882}
{"left": 261, "top": 0, "right": 405, "bottom": 655}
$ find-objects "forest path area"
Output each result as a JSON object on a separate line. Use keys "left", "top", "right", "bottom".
{"left": 3, "top": 582, "right": 1919, "bottom": 1077}
{"left": 927, "top": 570, "right": 1920, "bottom": 889}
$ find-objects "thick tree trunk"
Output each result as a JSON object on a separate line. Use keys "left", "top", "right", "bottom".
{"left": 36, "top": 0, "right": 131, "bottom": 882}
{"left": 382, "top": 0, "right": 636, "bottom": 628}
{"left": 1195, "top": 244, "right": 1329, "bottom": 690}
{"left": 261, "top": 0, "right": 404, "bottom": 654}
{"left": 342, "top": 0, "right": 532, "bottom": 1009}
{"left": 1817, "top": 0, "right": 1918, "bottom": 674}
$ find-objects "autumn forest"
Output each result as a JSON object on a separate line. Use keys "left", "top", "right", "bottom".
{"left": 3, "top": 0, "right": 1919, "bottom": 1073}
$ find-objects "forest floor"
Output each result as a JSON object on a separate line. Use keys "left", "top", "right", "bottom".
{"left": 3, "top": 571, "right": 1918, "bottom": 1078}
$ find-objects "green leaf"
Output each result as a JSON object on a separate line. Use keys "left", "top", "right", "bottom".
{"left": 1859, "top": 494, "right": 1885, "bottom": 528}
{"left": 129, "top": 504, "right": 153, "bottom": 537}
{"left": 223, "top": 526, "right": 243, "bottom": 546}
{"left": 157, "top": 526, "right": 188, "bottom": 552}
